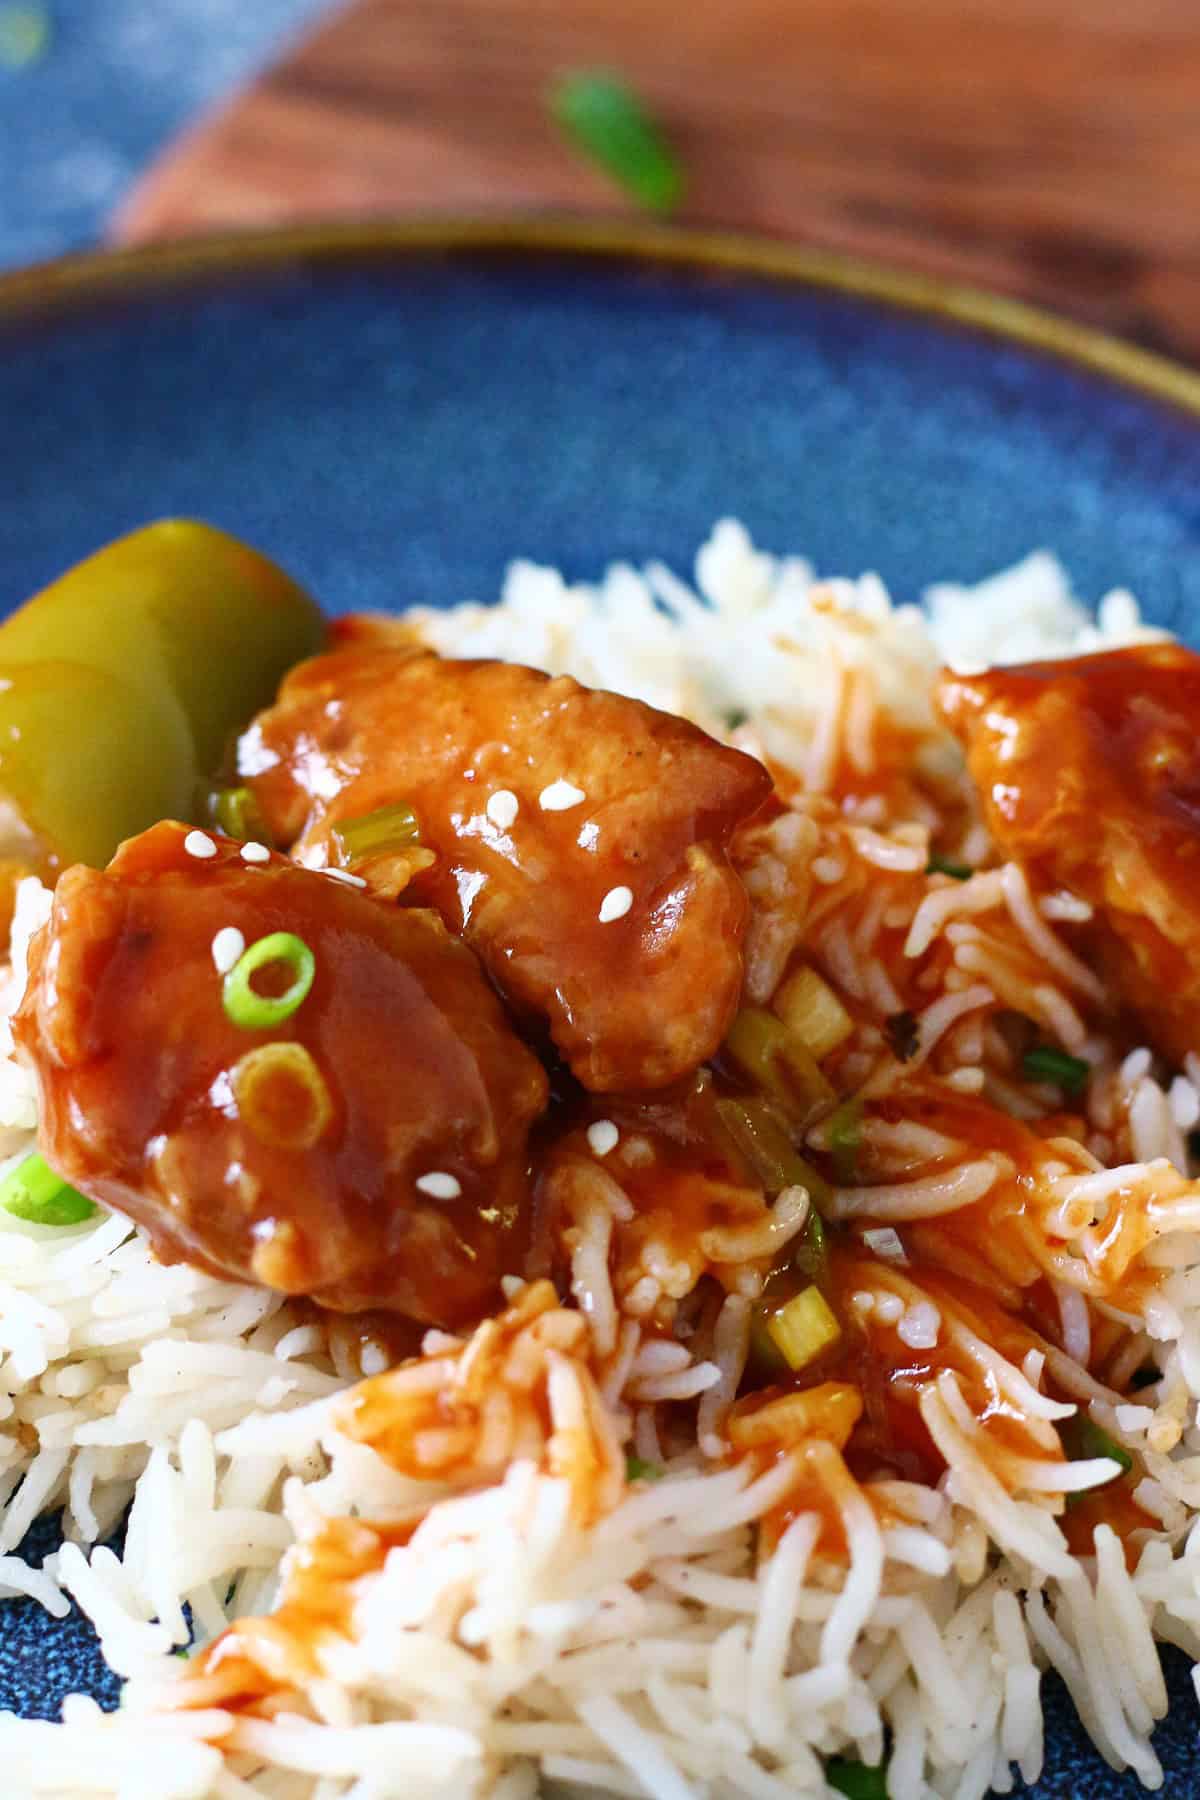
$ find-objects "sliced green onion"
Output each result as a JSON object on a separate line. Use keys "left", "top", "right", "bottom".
{"left": 549, "top": 71, "right": 684, "bottom": 213}
{"left": 223, "top": 932, "right": 315, "bottom": 1031}
{"left": 927, "top": 855, "right": 972, "bottom": 880}
{"left": 0, "top": 4, "right": 50, "bottom": 69}
{"left": 1022, "top": 1045, "right": 1090, "bottom": 1096}
{"left": 714, "top": 1096, "right": 833, "bottom": 1210}
{"left": 792, "top": 1207, "right": 829, "bottom": 1288}
{"left": 1060, "top": 1413, "right": 1133, "bottom": 1478}
{"left": 0, "top": 1153, "right": 95, "bottom": 1226}
{"left": 885, "top": 1009, "right": 920, "bottom": 1062}
{"left": 765, "top": 1284, "right": 841, "bottom": 1373}
{"left": 725, "top": 1007, "right": 835, "bottom": 1127}
{"left": 825, "top": 1756, "right": 889, "bottom": 1800}
{"left": 724, "top": 707, "right": 748, "bottom": 730}
{"left": 204, "top": 783, "right": 271, "bottom": 845}
{"left": 332, "top": 802, "right": 420, "bottom": 863}
{"left": 773, "top": 965, "right": 854, "bottom": 1062}
{"left": 625, "top": 1454, "right": 662, "bottom": 1483}
{"left": 828, "top": 1100, "right": 863, "bottom": 1184}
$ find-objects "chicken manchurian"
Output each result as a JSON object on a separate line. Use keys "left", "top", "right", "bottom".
{"left": 238, "top": 644, "right": 772, "bottom": 1091}
{"left": 15, "top": 821, "right": 548, "bottom": 1325}
{"left": 938, "top": 641, "right": 1200, "bottom": 1064}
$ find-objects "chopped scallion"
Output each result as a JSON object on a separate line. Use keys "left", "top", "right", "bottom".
{"left": 724, "top": 1007, "right": 835, "bottom": 1126}
{"left": 765, "top": 1284, "right": 841, "bottom": 1373}
{"left": 773, "top": 965, "right": 854, "bottom": 1062}
{"left": 828, "top": 1100, "right": 863, "bottom": 1184}
{"left": 1060, "top": 1413, "right": 1133, "bottom": 1478}
{"left": 825, "top": 1756, "right": 889, "bottom": 1800}
{"left": 222, "top": 932, "right": 315, "bottom": 1031}
{"left": 332, "top": 802, "right": 420, "bottom": 863}
{"left": 625, "top": 1454, "right": 662, "bottom": 1482}
{"left": 1022, "top": 1044, "right": 1090, "bottom": 1095}
{"left": 714, "top": 1096, "right": 833, "bottom": 1210}
{"left": 792, "top": 1206, "right": 829, "bottom": 1288}
{"left": 0, "top": 1153, "right": 95, "bottom": 1226}
{"left": 549, "top": 71, "right": 684, "bottom": 214}
{"left": 927, "top": 855, "right": 972, "bottom": 880}
{"left": 204, "top": 783, "right": 270, "bottom": 845}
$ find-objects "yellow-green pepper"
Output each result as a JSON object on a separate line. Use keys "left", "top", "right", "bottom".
{"left": 0, "top": 521, "right": 324, "bottom": 874}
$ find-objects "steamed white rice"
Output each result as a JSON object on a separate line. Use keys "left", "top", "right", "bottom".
{"left": 0, "top": 522, "right": 1195, "bottom": 1799}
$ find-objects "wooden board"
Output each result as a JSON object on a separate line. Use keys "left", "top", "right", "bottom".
{"left": 115, "top": 0, "right": 1200, "bottom": 361}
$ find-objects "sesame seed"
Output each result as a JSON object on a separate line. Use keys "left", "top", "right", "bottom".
{"left": 325, "top": 868, "right": 367, "bottom": 888}
{"left": 486, "top": 789, "right": 520, "bottom": 830}
{"left": 539, "top": 778, "right": 586, "bottom": 812}
{"left": 211, "top": 927, "right": 245, "bottom": 974}
{"left": 598, "top": 885, "right": 633, "bottom": 923}
{"left": 415, "top": 1171, "right": 462, "bottom": 1201}
{"left": 239, "top": 841, "right": 270, "bottom": 864}
{"left": 587, "top": 1119, "right": 620, "bottom": 1157}
{"left": 183, "top": 830, "right": 217, "bottom": 860}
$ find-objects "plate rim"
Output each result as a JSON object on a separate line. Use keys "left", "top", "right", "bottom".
{"left": 4, "top": 213, "right": 1200, "bottom": 419}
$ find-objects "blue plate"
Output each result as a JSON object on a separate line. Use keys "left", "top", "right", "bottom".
{"left": 0, "top": 220, "right": 1197, "bottom": 1794}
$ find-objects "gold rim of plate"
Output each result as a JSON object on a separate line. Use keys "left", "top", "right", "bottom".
{"left": 2, "top": 214, "right": 1200, "bottom": 418}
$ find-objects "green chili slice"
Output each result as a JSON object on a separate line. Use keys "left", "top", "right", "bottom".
{"left": 549, "top": 71, "right": 684, "bottom": 213}
{"left": 223, "top": 932, "right": 315, "bottom": 1031}
{"left": 625, "top": 1454, "right": 663, "bottom": 1483}
{"left": 332, "top": 802, "right": 420, "bottom": 863}
{"left": 0, "top": 1153, "right": 95, "bottom": 1226}
{"left": 1022, "top": 1045, "right": 1090, "bottom": 1095}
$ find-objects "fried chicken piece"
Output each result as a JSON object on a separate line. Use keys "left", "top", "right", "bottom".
{"left": 938, "top": 642, "right": 1200, "bottom": 1063}
{"left": 14, "top": 821, "right": 548, "bottom": 1325}
{"left": 239, "top": 647, "right": 772, "bottom": 1091}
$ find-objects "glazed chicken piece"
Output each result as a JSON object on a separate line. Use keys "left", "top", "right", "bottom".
{"left": 239, "top": 647, "right": 772, "bottom": 1091}
{"left": 14, "top": 822, "right": 548, "bottom": 1326}
{"left": 938, "top": 642, "right": 1200, "bottom": 1064}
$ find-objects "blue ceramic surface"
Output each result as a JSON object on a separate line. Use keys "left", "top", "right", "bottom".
{"left": 0, "top": 228, "right": 1198, "bottom": 1795}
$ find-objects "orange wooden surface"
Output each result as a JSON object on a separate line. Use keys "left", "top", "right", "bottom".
{"left": 116, "top": 0, "right": 1200, "bottom": 360}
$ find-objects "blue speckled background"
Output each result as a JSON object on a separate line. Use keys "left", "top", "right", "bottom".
{"left": 1, "top": 239, "right": 1199, "bottom": 1794}
{"left": 0, "top": 0, "right": 326, "bottom": 267}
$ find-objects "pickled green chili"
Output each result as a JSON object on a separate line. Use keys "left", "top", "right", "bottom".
{"left": 0, "top": 522, "right": 323, "bottom": 874}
